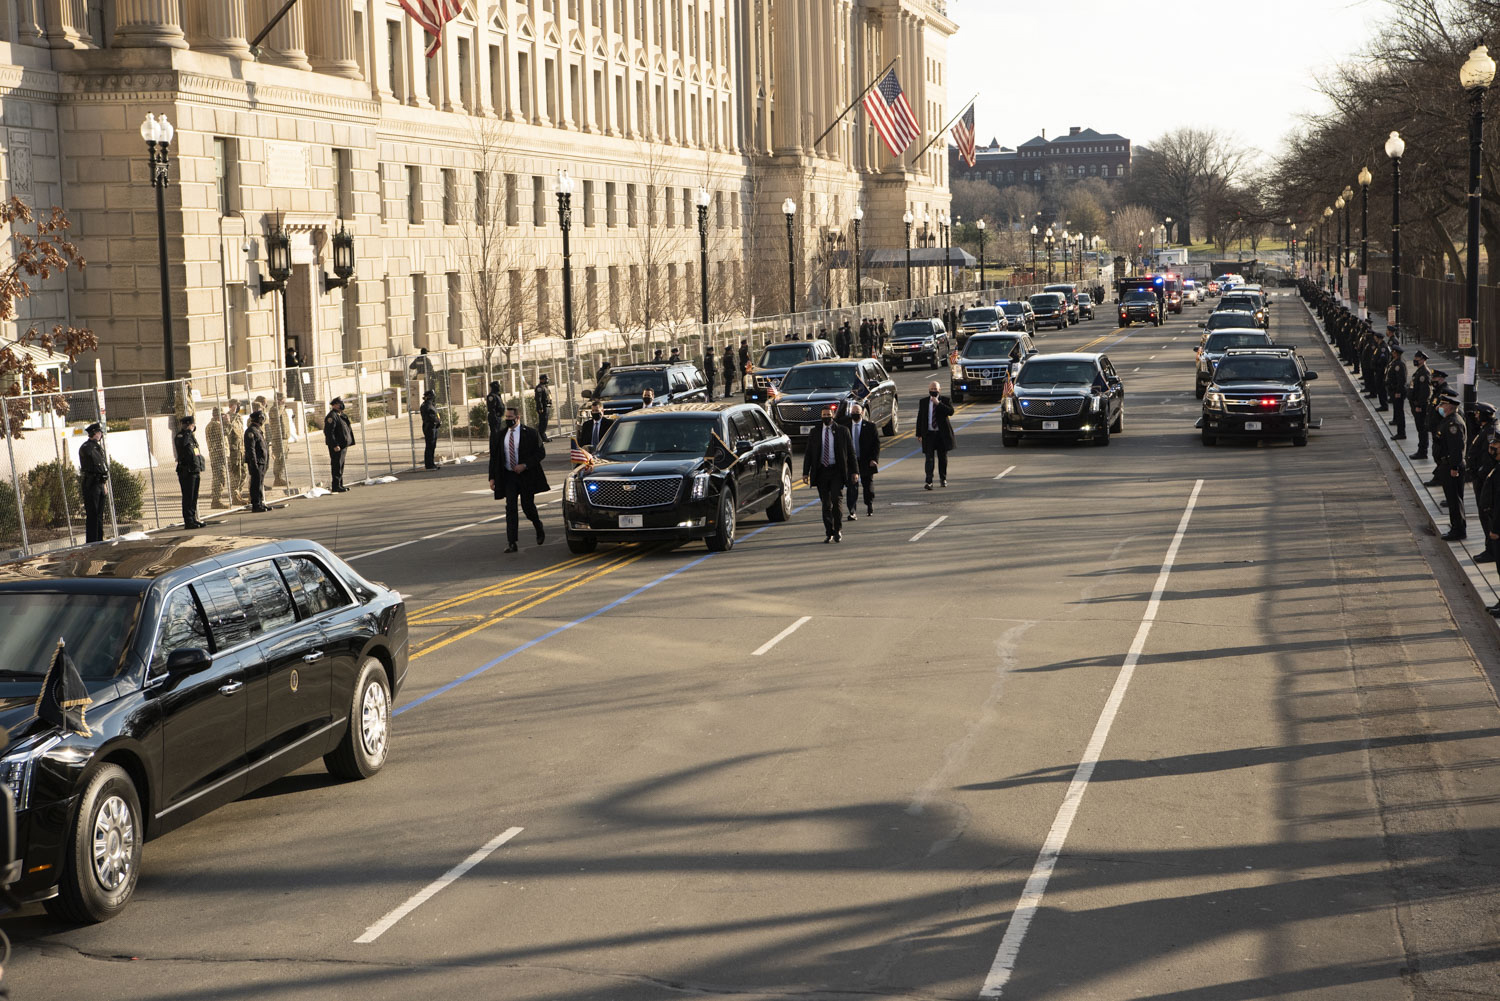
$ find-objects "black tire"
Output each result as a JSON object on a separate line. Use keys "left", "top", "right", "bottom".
{"left": 1095, "top": 423, "right": 1111, "bottom": 446}
{"left": 1201, "top": 430, "right": 1217, "bottom": 446}
{"left": 567, "top": 535, "right": 597, "bottom": 554}
{"left": 1118, "top": 320, "right": 1128, "bottom": 328}
{"left": 883, "top": 407, "right": 899, "bottom": 437}
{"left": 952, "top": 391, "right": 965, "bottom": 405}
{"left": 929, "top": 354, "right": 940, "bottom": 369}
{"left": 1111, "top": 406, "right": 1124, "bottom": 434}
{"left": 767, "top": 465, "right": 792, "bottom": 522}
{"left": 325, "top": 658, "right": 391, "bottom": 781}
{"left": 706, "top": 488, "right": 736, "bottom": 551}
{"left": 46, "top": 764, "right": 142, "bottom": 923}
{"left": 1002, "top": 433, "right": 1018, "bottom": 448}
{"left": 1292, "top": 435, "right": 1309, "bottom": 447}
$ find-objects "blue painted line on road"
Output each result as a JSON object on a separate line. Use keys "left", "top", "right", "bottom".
{"left": 394, "top": 404, "right": 1002, "bottom": 718}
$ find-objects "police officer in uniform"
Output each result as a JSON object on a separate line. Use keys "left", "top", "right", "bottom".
{"left": 79, "top": 422, "right": 109, "bottom": 543}
{"left": 703, "top": 345, "right": 717, "bottom": 401}
{"left": 244, "top": 409, "right": 271, "bottom": 512}
{"left": 485, "top": 380, "right": 506, "bottom": 436}
{"left": 1480, "top": 434, "right": 1500, "bottom": 568}
{"left": 1469, "top": 404, "right": 1499, "bottom": 557}
{"left": 174, "top": 413, "right": 206, "bottom": 528}
{"left": 720, "top": 344, "right": 735, "bottom": 398}
{"left": 1371, "top": 335, "right": 1391, "bottom": 411}
{"left": 1386, "top": 343, "right": 1407, "bottom": 440}
{"left": 1434, "top": 393, "right": 1467, "bottom": 540}
{"left": 1409, "top": 350, "right": 1432, "bottom": 458}
{"left": 420, "top": 389, "right": 441, "bottom": 469}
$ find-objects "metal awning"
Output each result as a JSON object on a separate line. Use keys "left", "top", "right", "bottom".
{"left": 865, "top": 247, "right": 978, "bottom": 267}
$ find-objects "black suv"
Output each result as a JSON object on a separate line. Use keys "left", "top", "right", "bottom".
{"left": 884, "top": 318, "right": 951, "bottom": 369}
{"left": 584, "top": 363, "right": 709, "bottom": 419}
{"left": 563, "top": 402, "right": 793, "bottom": 553}
{"left": 1002, "top": 352, "right": 1125, "bottom": 447}
{"left": 745, "top": 339, "right": 836, "bottom": 404}
{"left": 1029, "top": 293, "right": 1070, "bottom": 330}
{"left": 1214, "top": 293, "right": 1268, "bottom": 329}
{"left": 0, "top": 537, "right": 407, "bottom": 921}
{"left": 998, "top": 300, "right": 1036, "bottom": 333}
{"left": 1193, "top": 327, "right": 1274, "bottom": 398}
{"left": 952, "top": 332, "right": 1036, "bottom": 403}
{"left": 1043, "top": 283, "right": 1080, "bottom": 324}
{"left": 1118, "top": 289, "right": 1162, "bottom": 327}
{"left": 1200, "top": 347, "right": 1317, "bottom": 447}
{"left": 770, "top": 359, "right": 900, "bottom": 442}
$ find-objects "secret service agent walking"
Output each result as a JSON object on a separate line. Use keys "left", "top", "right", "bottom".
{"left": 79, "top": 422, "right": 110, "bottom": 543}
{"left": 420, "top": 390, "right": 441, "bottom": 469}
{"left": 173, "top": 413, "right": 206, "bottom": 529}
{"left": 802, "top": 403, "right": 854, "bottom": 543}
{"left": 1435, "top": 393, "right": 1467, "bottom": 540}
{"left": 845, "top": 401, "right": 881, "bottom": 519}
{"left": 489, "top": 405, "right": 549, "bottom": 553}
{"left": 244, "top": 409, "right": 271, "bottom": 512}
{"left": 323, "top": 397, "right": 355, "bottom": 492}
{"left": 916, "top": 381, "right": 956, "bottom": 489}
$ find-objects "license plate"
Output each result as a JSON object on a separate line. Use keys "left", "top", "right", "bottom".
{"left": 980, "top": 379, "right": 994, "bottom": 387}
{"left": 619, "top": 514, "right": 643, "bottom": 528}
{"left": 801, "top": 426, "right": 813, "bottom": 435}
{"left": 1245, "top": 421, "right": 1262, "bottom": 431}
{"left": 1043, "top": 420, "right": 1059, "bottom": 430}
{"left": 903, "top": 355, "right": 913, "bottom": 362}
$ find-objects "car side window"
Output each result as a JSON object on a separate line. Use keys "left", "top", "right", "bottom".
{"left": 748, "top": 409, "right": 778, "bottom": 439}
{"left": 728, "top": 411, "right": 756, "bottom": 443}
{"left": 238, "top": 559, "right": 297, "bottom": 634}
{"left": 290, "top": 556, "right": 350, "bottom": 617}
{"left": 195, "top": 570, "right": 261, "bottom": 651}
{"left": 152, "top": 586, "right": 211, "bottom": 671}
{"left": 670, "top": 371, "right": 688, "bottom": 393}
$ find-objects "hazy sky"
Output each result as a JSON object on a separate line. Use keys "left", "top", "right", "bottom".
{"left": 947, "top": 0, "right": 1393, "bottom": 163}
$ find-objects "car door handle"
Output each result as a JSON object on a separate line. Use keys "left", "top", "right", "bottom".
{"left": 302, "top": 650, "right": 325, "bottom": 663}
{"left": 218, "top": 680, "right": 244, "bottom": 696}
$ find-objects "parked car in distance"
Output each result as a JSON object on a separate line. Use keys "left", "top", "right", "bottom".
{"left": 952, "top": 332, "right": 1036, "bottom": 403}
{"left": 883, "top": 318, "right": 951, "bottom": 370}
{"left": 744, "top": 339, "right": 837, "bottom": 405}
{"left": 1044, "top": 283, "right": 1080, "bottom": 323}
{"left": 1029, "top": 292, "right": 1070, "bottom": 330}
{"left": 1076, "top": 292, "right": 1096, "bottom": 320}
{"left": 770, "top": 359, "right": 899, "bottom": 440}
{"left": 0, "top": 537, "right": 408, "bottom": 922}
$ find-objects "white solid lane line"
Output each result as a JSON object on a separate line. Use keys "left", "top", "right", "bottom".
{"left": 994, "top": 465, "right": 1016, "bottom": 481}
{"left": 978, "top": 479, "right": 1204, "bottom": 998}
{"left": 355, "top": 826, "right": 524, "bottom": 944}
{"left": 909, "top": 515, "right": 948, "bottom": 542}
{"left": 752, "top": 615, "right": 813, "bottom": 656}
{"left": 348, "top": 490, "right": 563, "bottom": 561}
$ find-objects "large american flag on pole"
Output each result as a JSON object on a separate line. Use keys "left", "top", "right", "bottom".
{"left": 862, "top": 69, "right": 921, "bottom": 157}
{"left": 952, "top": 105, "right": 976, "bottom": 167}
{"left": 400, "top": 0, "right": 463, "bottom": 57}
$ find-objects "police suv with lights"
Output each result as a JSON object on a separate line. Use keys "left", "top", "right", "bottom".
{"left": 1199, "top": 347, "right": 1318, "bottom": 447}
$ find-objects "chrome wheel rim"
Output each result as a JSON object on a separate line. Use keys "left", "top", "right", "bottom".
{"left": 91, "top": 795, "right": 135, "bottom": 892}
{"left": 360, "top": 679, "right": 389, "bottom": 761}
{"left": 724, "top": 496, "right": 736, "bottom": 544}
{"left": 780, "top": 468, "right": 791, "bottom": 510}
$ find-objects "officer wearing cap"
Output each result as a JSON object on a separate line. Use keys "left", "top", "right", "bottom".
{"left": 1371, "top": 334, "right": 1391, "bottom": 411}
{"left": 79, "top": 422, "right": 109, "bottom": 543}
{"left": 1386, "top": 343, "right": 1407, "bottom": 440}
{"left": 1424, "top": 370, "right": 1450, "bottom": 483}
{"left": 1435, "top": 394, "right": 1467, "bottom": 540}
{"left": 323, "top": 396, "right": 355, "bottom": 492}
{"left": 420, "top": 389, "right": 441, "bottom": 469}
{"left": 1409, "top": 350, "right": 1432, "bottom": 458}
{"left": 534, "top": 373, "right": 553, "bottom": 442}
{"left": 1470, "top": 407, "right": 1500, "bottom": 559}
{"left": 245, "top": 409, "right": 271, "bottom": 512}
{"left": 1482, "top": 433, "right": 1500, "bottom": 571}
{"left": 173, "top": 413, "right": 206, "bottom": 529}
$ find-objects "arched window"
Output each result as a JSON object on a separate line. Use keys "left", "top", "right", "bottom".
{"left": 1116, "top": 164, "right": 1125, "bottom": 177}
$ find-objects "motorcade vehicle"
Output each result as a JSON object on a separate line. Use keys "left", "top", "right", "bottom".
{"left": 883, "top": 318, "right": 951, "bottom": 370}
{"left": 1029, "top": 292, "right": 1071, "bottom": 330}
{"left": 1201, "top": 310, "right": 1262, "bottom": 335}
{"left": 585, "top": 363, "right": 710, "bottom": 419}
{"left": 744, "top": 340, "right": 836, "bottom": 404}
{"left": 1214, "top": 293, "right": 1268, "bottom": 329}
{"left": 1205, "top": 280, "right": 1221, "bottom": 297}
{"left": 998, "top": 300, "right": 1036, "bottom": 333}
{"left": 0, "top": 537, "right": 408, "bottom": 922}
{"left": 1193, "top": 328, "right": 1275, "bottom": 398}
{"left": 959, "top": 306, "right": 1005, "bottom": 341}
{"left": 1002, "top": 352, "right": 1124, "bottom": 447}
{"left": 1182, "top": 280, "right": 1200, "bottom": 304}
{"left": 563, "top": 402, "right": 793, "bottom": 553}
{"left": 952, "top": 332, "right": 1037, "bottom": 403}
{"left": 1199, "top": 347, "right": 1317, "bottom": 447}
{"left": 1044, "top": 284, "right": 1080, "bottom": 323}
{"left": 1076, "top": 293, "right": 1096, "bottom": 319}
{"left": 770, "top": 359, "right": 899, "bottom": 441}
{"left": 1118, "top": 288, "right": 1162, "bottom": 327}
{"left": 1161, "top": 274, "right": 1184, "bottom": 313}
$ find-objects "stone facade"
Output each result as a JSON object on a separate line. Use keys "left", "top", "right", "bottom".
{"left": 0, "top": 0, "right": 954, "bottom": 389}
{"left": 951, "top": 126, "right": 1132, "bottom": 189}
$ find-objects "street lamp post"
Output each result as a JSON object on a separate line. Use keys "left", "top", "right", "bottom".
{"left": 937, "top": 210, "right": 949, "bottom": 296}
{"left": 1461, "top": 43, "right": 1495, "bottom": 407}
{"left": 1386, "top": 130, "right": 1405, "bottom": 335}
{"left": 1030, "top": 224, "right": 1038, "bottom": 282}
{"left": 1045, "top": 226, "right": 1054, "bottom": 282}
{"left": 1322, "top": 206, "right": 1333, "bottom": 282}
{"left": 824, "top": 231, "right": 837, "bottom": 309}
{"left": 1137, "top": 229, "right": 1144, "bottom": 273}
{"left": 141, "top": 113, "right": 177, "bottom": 395}
{"left": 904, "top": 209, "right": 915, "bottom": 301}
{"left": 852, "top": 205, "right": 864, "bottom": 306}
{"left": 1357, "top": 168, "right": 1371, "bottom": 281}
{"left": 1334, "top": 195, "right": 1345, "bottom": 299}
{"left": 1290, "top": 224, "right": 1298, "bottom": 276}
{"left": 555, "top": 168, "right": 578, "bottom": 425}
{"left": 1164, "top": 216, "right": 1173, "bottom": 246}
{"left": 696, "top": 186, "right": 711, "bottom": 328}
{"left": 922, "top": 210, "right": 932, "bottom": 298}
{"left": 975, "top": 219, "right": 987, "bottom": 293}
{"left": 783, "top": 197, "right": 798, "bottom": 314}
{"left": 1342, "top": 184, "right": 1354, "bottom": 280}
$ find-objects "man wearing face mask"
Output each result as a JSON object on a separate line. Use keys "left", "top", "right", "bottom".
{"left": 802, "top": 403, "right": 854, "bottom": 543}
{"left": 640, "top": 388, "right": 655, "bottom": 410}
{"left": 845, "top": 402, "right": 881, "bottom": 519}
{"left": 916, "top": 381, "right": 956, "bottom": 489}
{"left": 579, "top": 400, "right": 613, "bottom": 451}
{"left": 488, "top": 405, "right": 550, "bottom": 553}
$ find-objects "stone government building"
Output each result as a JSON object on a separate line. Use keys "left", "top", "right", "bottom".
{"left": 0, "top": 0, "right": 955, "bottom": 395}
{"left": 949, "top": 126, "right": 1132, "bottom": 189}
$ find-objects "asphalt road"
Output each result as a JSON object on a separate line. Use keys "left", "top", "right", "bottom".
{"left": 7, "top": 293, "right": 1500, "bottom": 1001}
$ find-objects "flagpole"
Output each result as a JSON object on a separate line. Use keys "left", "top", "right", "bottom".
{"left": 249, "top": 0, "right": 301, "bottom": 51}
{"left": 810, "top": 55, "right": 900, "bottom": 151}
{"left": 906, "top": 93, "right": 979, "bottom": 168}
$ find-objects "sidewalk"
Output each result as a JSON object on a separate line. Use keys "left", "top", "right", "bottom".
{"left": 1302, "top": 295, "right": 1500, "bottom": 609}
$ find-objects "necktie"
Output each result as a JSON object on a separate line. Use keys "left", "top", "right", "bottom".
{"left": 508, "top": 429, "right": 518, "bottom": 470}
{"left": 822, "top": 427, "right": 832, "bottom": 466}
{"left": 852, "top": 423, "right": 860, "bottom": 462}
{"left": 592, "top": 421, "right": 600, "bottom": 447}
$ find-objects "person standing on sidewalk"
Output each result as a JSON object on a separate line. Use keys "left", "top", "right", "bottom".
{"left": 226, "top": 400, "right": 245, "bottom": 505}
{"left": 205, "top": 406, "right": 228, "bottom": 508}
{"left": 267, "top": 393, "right": 290, "bottom": 487}
{"left": 485, "top": 380, "right": 506, "bottom": 436}
{"left": 1479, "top": 435, "right": 1500, "bottom": 567}
{"left": 79, "top": 423, "right": 109, "bottom": 543}
{"left": 173, "top": 414, "right": 206, "bottom": 529}
{"left": 737, "top": 340, "right": 750, "bottom": 388}
{"left": 703, "top": 345, "right": 717, "bottom": 401}
{"left": 1435, "top": 394, "right": 1467, "bottom": 541}
{"left": 1424, "top": 370, "right": 1450, "bottom": 483}
{"left": 420, "top": 390, "right": 441, "bottom": 469}
{"left": 720, "top": 344, "right": 735, "bottom": 398}
{"left": 534, "top": 374, "right": 553, "bottom": 442}
{"left": 244, "top": 409, "right": 270, "bottom": 512}
{"left": 1386, "top": 344, "right": 1407, "bottom": 441}
{"left": 1371, "top": 336, "right": 1391, "bottom": 412}
{"left": 324, "top": 397, "right": 356, "bottom": 492}
{"left": 1466, "top": 404, "right": 1498, "bottom": 542}
{"left": 1408, "top": 351, "right": 1431, "bottom": 457}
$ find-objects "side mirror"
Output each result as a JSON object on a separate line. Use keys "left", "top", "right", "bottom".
{"left": 581, "top": 388, "right": 593, "bottom": 399}
{"left": 734, "top": 439, "right": 753, "bottom": 456}
{"left": 166, "top": 647, "right": 212, "bottom": 676}
{"left": 1304, "top": 371, "right": 1319, "bottom": 381}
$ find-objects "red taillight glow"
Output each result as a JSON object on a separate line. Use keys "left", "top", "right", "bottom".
{"left": 1260, "top": 398, "right": 1278, "bottom": 408}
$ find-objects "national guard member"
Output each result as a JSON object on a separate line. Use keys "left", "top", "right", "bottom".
{"left": 1386, "top": 343, "right": 1407, "bottom": 440}
{"left": 420, "top": 389, "right": 441, "bottom": 469}
{"left": 323, "top": 397, "right": 355, "bottom": 492}
{"left": 79, "top": 422, "right": 109, "bottom": 543}
{"left": 226, "top": 400, "right": 245, "bottom": 505}
{"left": 173, "top": 413, "right": 206, "bottom": 528}
{"left": 534, "top": 373, "right": 553, "bottom": 441}
{"left": 1409, "top": 350, "right": 1432, "bottom": 458}
{"left": 205, "top": 405, "right": 228, "bottom": 507}
{"left": 1435, "top": 394, "right": 1467, "bottom": 540}
{"left": 244, "top": 409, "right": 271, "bottom": 512}
{"left": 267, "top": 393, "right": 290, "bottom": 486}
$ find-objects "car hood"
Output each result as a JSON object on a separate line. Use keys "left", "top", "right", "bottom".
{"left": 752, "top": 366, "right": 793, "bottom": 379}
{"left": 958, "top": 355, "right": 1014, "bottom": 367}
{"left": 776, "top": 389, "right": 856, "bottom": 404}
{"left": 1013, "top": 385, "right": 1093, "bottom": 398}
{"left": 582, "top": 457, "right": 704, "bottom": 477}
{"left": 1211, "top": 382, "right": 1298, "bottom": 395}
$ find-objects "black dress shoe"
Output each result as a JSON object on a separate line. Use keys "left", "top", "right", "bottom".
{"left": 1376, "top": 405, "right": 1389, "bottom": 412}
{"left": 1392, "top": 433, "right": 1407, "bottom": 440}
{"left": 940, "top": 479, "right": 947, "bottom": 488}
{"left": 834, "top": 532, "right": 842, "bottom": 542}
{"left": 1410, "top": 451, "right": 1428, "bottom": 460}
{"left": 505, "top": 542, "right": 519, "bottom": 553}
{"left": 847, "top": 511, "right": 857, "bottom": 521}
{"left": 1442, "top": 531, "right": 1467, "bottom": 541}
{"left": 1475, "top": 551, "right": 1496, "bottom": 562}
{"left": 924, "top": 482, "right": 933, "bottom": 490}
{"left": 535, "top": 525, "right": 546, "bottom": 545}
{"left": 866, "top": 506, "right": 874, "bottom": 517}
{"left": 825, "top": 535, "right": 833, "bottom": 543}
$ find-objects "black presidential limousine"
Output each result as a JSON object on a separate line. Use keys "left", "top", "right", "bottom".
{"left": 0, "top": 537, "right": 407, "bottom": 922}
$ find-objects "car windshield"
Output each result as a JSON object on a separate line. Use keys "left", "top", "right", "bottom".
{"left": 1000, "top": 303, "right": 1026, "bottom": 316}
{"left": 759, "top": 344, "right": 816, "bottom": 367}
{"left": 0, "top": 591, "right": 140, "bottom": 680}
{"left": 963, "top": 337, "right": 1021, "bottom": 359}
{"left": 1205, "top": 332, "right": 1272, "bottom": 352}
{"left": 1206, "top": 312, "right": 1256, "bottom": 330}
{"left": 1124, "top": 291, "right": 1157, "bottom": 303}
{"left": 1220, "top": 297, "right": 1258, "bottom": 311}
{"left": 892, "top": 322, "right": 935, "bottom": 339}
{"left": 962, "top": 308, "right": 999, "bottom": 325}
{"left": 779, "top": 366, "right": 861, "bottom": 392}
{"left": 597, "top": 416, "right": 718, "bottom": 457}
{"left": 1077, "top": 294, "right": 1092, "bottom": 305}
{"left": 597, "top": 371, "right": 668, "bottom": 397}
{"left": 1016, "top": 359, "right": 1097, "bottom": 386}
{"left": 1029, "top": 295, "right": 1062, "bottom": 309}
{"left": 1214, "top": 359, "right": 1300, "bottom": 383}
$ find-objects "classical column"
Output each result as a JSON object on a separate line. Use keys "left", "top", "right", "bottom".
{"left": 307, "top": 0, "right": 360, "bottom": 78}
{"left": 252, "top": 0, "right": 311, "bottom": 71}
{"left": 41, "top": 0, "right": 94, "bottom": 49}
{"left": 185, "top": 0, "right": 251, "bottom": 60}
{"left": 113, "top": 0, "right": 189, "bottom": 48}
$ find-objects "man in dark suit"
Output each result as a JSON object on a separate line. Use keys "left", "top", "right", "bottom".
{"left": 703, "top": 345, "right": 717, "bottom": 401}
{"left": 323, "top": 397, "right": 355, "bottom": 492}
{"left": 802, "top": 404, "right": 854, "bottom": 543}
{"left": 79, "top": 422, "right": 110, "bottom": 543}
{"left": 244, "top": 409, "right": 271, "bottom": 512}
{"left": 845, "top": 401, "right": 881, "bottom": 519}
{"left": 578, "top": 399, "right": 614, "bottom": 452}
{"left": 489, "top": 405, "right": 549, "bottom": 553}
{"left": 916, "top": 380, "right": 956, "bottom": 489}
{"left": 420, "top": 390, "right": 441, "bottom": 469}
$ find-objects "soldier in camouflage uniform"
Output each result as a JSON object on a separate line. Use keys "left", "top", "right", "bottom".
{"left": 205, "top": 406, "right": 228, "bottom": 508}
{"left": 226, "top": 400, "right": 246, "bottom": 505}
{"left": 270, "top": 392, "right": 290, "bottom": 486}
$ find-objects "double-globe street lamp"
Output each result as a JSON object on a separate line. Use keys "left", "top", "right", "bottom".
{"left": 939, "top": 210, "right": 951, "bottom": 296}
{"left": 696, "top": 185, "right": 711, "bottom": 328}
{"left": 1386, "top": 130, "right": 1405, "bottom": 335}
{"left": 141, "top": 113, "right": 177, "bottom": 396}
{"left": 555, "top": 168, "right": 578, "bottom": 423}
{"left": 1045, "top": 226, "right": 1055, "bottom": 282}
{"left": 975, "top": 219, "right": 987, "bottom": 293}
{"left": 783, "top": 198, "right": 798, "bottom": 314}
{"left": 1342, "top": 184, "right": 1354, "bottom": 297}
{"left": 1358, "top": 167, "right": 1372, "bottom": 279}
{"left": 904, "top": 210, "right": 915, "bottom": 301}
{"left": 1334, "top": 194, "right": 1345, "bottom": 299}
{"left": 1030, "top": 224, "right": 1038, "bottom": 282}
{"left": 1322, "top": 206, "right": 1333, "bottom": 281}
{"left": 852, "top": 205, "right": 864, "bottom": 306}
{"left": 1461, "top": 43, "right": 1495, "bottom": 407}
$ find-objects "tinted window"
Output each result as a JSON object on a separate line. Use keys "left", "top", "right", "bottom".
{"left": 597, "top": 370, "right": 668, "bottom": 397}
{"left": 963, "top": 308, "right": 999, "bottom": 324}
{"left": 747, "top": 408, "right": 778, "bottom": 439}
{"left": 153, "top": 587, "right": 210, "bottom": 671}
{"left": 1029, "top": 294, "right": 1064, "bottom": 309}
{"left": 1205, "top": 331, "right": 1272, "bottom": 352}
{"left": 729, "top": 411, "right": 758, "bottom": 442}
{"left": 760, "top": 344, "right": 816, "bottom": 367}
{"left": 1016, "top": 359, "right": 1098, "bottom": 385}
{"left": 290, "top": 556, "right": 349, "bottom": 617}
{"left": 196, "top": 570, "right": 261, "bottom": 650}
{"left": 779, "top": 366, "right": 861, "bottom": 392}
{"left": 239, "top": 560, "right": 297, "bottom": 633}
{"left": 598, "top": 416, "right": 717, "bottom": 457}
{"left": 0, "top": 591, "right": 139, "bottom": 680}
{"left": 963, "top": 337, "right": 1021, "bottom": 359}
{"left": 1213, "top": 358, "right": 1300, "bottom": 382}
{"left": 891, "top": 321, "right": 937, "bottom": 339}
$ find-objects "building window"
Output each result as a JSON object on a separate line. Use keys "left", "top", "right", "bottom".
{"left": 456, "top": 37, "right": 473, "bottom": 111}
{"left": 212, "top": 137, "right": 237, "bottom": 216}
{"left": 505, "top": 173, "right": 519, "bottom": 225}
{"left": 352, "top": 11, "right": 366, "bottom": 80}
{"left": 682, "top": 187, "right": 692, "bottom": 228}
{"left": 333, "top": 147, "right": 353, "bottom": 219}
{"left": 605, "top": 181, "right": 617, "bottom": 227}
{"left": 543, "top": 57, "right": 557, "bottom": 121}
{"left": 442, "top": 168, "right": 457, "bottom": 224}
{"left": 663, "top": 185, "right": 673, "bottom": 227}
{"left": 647, "top": 184, "right": 657, "bottom": 228}
{"left": 474, "top": 172, "right": 489, "bottom": 225}
{"left": 426, "top": 45, "right": 442, "bottom": 106}
{"left": 731, "top": 191, "right": 739, "bottom": 227}
{"left": 387, "top": 20, "right": 405, "bottom": 99}
{"left": 412, "top": 273, "right": 429, "bottom": 349}
{"left": 406, "top": 165, "right": 422, "bottom": 223}
{"left": 615, "top": 75, "right": 625, "bottom": 132}
{"left": 593, "top": 69, "right": 604, "bottom": 130}
{"left": 517, "top": 52, "right": 532, "bottom": 116}
{"left": 582, "top": 179, "right": 596, "bottom": 227}
{"left": 532, "top": 175, "right": 545, "bottom": 225}
{"left": 488, "top": 44, "right": 504, "bottom": 113}
{"left": 1116, "top": 164, "right": 1125, "bottom": 177}
{"left": 447, "top": 273, "right": 463, "bottom": 345}
{"left": 378, "top": 162, "right": 389, "bottom": 221}
{"left": 627, "top": 183, "right": 638, "bottom": 227}
{"left": 342, "top": 282, "right": 360, "bottom": 364}
{"left": 608, "top": 264, "right": 621, "bottom": 319}
{"left": 536, "top": 268, "right": 551, "bottom": 332}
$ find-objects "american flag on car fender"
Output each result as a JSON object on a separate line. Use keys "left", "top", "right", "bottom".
{"left": 569, "top": 438, "right": 595, "bottom": 468}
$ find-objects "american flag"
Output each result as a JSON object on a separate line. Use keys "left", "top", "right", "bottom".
{"left": 862, "top": 70, "right": 921, "bottom": 157}
{"left": 952, "top": 105, "right": 976, "bottom": 167}
{"left": 400, "top": 0, "right": 463, "bottom": 57}
{"left": 569, "top": 438, "right": 594, "bottom": 467}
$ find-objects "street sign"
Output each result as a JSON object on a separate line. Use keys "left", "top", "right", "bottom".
{"left": 1387, "top": 306, "right": 1397, "bottom": 327}
{"left": 1459, "top": 318, "right": 1473, "bottom": 349}
{"left": 1358, "top": 275, "right": 1368, "bottom": 306}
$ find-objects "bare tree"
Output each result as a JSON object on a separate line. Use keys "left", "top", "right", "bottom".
{"left": 1128, "top": 128, "right": 1250, "bottom": 244}
{"left": 619, "top": 138, "right": 690, "bottom": 353}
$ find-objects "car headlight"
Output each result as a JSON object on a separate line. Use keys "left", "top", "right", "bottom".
{"left": 923, "top": 337, "right": 936, "bottom": 347}
{"left": 565, "top": 473, "right": 578, "bottom": 503}
{"left": 0, "top": 752, "right": 38, "bottom": 812}
{"left": 1003, "top": 397, "right": 1016, "bottom": 414}
{"left": 691, "top": 472, "right": 710, "bottom": 500}
{"left": 952, "top": 363, "right": 964, "bottom": 380}
{"left": 1285, "top": 391, "right": 1305, "bottom": 407}
{"left": 1204, "top": 391, "right": 1225, "bottom": 410}
{"left": 1090, "top": 395, "right": 1103, "bottom": 412}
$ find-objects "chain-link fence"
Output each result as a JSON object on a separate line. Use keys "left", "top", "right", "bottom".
{"left": 1, "top": 287, "right": 1051, "bottom": 558}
